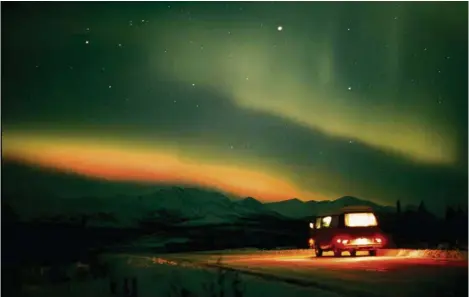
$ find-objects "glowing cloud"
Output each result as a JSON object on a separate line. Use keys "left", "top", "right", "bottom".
{"left": 2, "top": 131, "right": 324, "bottom": 202}
{"left": 149, "top": 19, "right": 457, "bottom": 165}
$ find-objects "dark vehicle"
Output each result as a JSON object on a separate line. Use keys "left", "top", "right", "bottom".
{"left": 308, "top": 206, "right": 386, "bottom": 257}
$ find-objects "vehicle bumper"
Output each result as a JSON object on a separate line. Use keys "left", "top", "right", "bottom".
{"left": 342, "top": 243, "right": 383, "bottom": 250}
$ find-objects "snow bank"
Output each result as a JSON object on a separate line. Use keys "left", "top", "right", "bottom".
{"left": 20, "top": 251, "right": 343, "bottom": 297}
{"left": 189, "top": 248, "right": 468, "bottom": 261}
{"left": 22, "top": 254, "right": 342, "bottom": 297}
{"left": 378, "top": 249, "right": 468, "bottom": 260}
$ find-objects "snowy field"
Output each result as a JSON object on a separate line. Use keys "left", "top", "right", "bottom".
{"left": 19, "top": 248, "right": 468, "bottom": 297}
{"left": 21, "top": 252, "right": 343, "bottom": 297}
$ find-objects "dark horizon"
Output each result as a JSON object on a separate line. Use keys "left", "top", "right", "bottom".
{"left": 3, "top": 160, "right": 466, "bottom": 219}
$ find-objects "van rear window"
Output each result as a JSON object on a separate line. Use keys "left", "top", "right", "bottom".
{"left": 344, "top": 212, "right": 377, "bottom": 227}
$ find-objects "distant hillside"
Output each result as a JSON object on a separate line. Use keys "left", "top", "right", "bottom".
{"left": 265, "top": 196, "right": 394, "bottom": 219}
{"left": 4, "top": 186, "right": 278, "bottom": 227}
{"left": 2, "top": 162, "right": 394, "bottom": 226}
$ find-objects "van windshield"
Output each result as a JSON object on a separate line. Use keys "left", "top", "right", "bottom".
{"left": 344, "top": 212, "right": 377, "bottom": 227}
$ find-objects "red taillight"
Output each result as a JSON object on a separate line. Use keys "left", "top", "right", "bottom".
{"left": 374, "top": 235, "right": 386, "bottom": 244}
{"left": 336, "top": 237, "right": 350, "bottom": 244}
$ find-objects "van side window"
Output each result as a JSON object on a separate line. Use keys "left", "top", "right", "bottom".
{"left": 315, "top": 217, "right": 322, "bottom": 229}
{"left": 322, "top": 215, "right": 339, "bottom": 228}
{"left": 321, "top": 216, "right": 332, "bottom": 228}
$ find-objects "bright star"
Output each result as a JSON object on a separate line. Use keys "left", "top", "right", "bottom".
{"left": 277, "top": 26, "right": 283, "bottom": 31}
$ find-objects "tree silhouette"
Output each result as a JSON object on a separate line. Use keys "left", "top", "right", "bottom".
{"left": 417, "top": 201, "right": 427, "bottom": 214}
{"left": 445, "top": 205, "right": 455, "bottom": 222}
{"left": 396, "top": 200, "right": 401, "bottom": 214}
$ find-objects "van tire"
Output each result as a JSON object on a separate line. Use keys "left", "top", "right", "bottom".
{"left": 334, "top": 250, "right": 342, "bottom": 257}
{"left": 369, "top": 250, "right": 377, "bottom": 256}
{"left": 315, "top": 246, "right": 323, "bottom": 257}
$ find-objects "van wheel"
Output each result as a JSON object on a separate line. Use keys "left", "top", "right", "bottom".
{"left": 369, "top": 250, "right": 377, "bottom": 256}
{"left": 350, "top": 250, "right": 357, "bottom": 257}
{"left": 334, "top": 249, "right": 342, "bottom": 257}
{"left": 315, "top": 246, "right": 323, "bottom": 257}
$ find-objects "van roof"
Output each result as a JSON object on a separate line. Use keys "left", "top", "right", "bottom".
{"left": 318, "top": 206, "right": 375, "bottom": 216}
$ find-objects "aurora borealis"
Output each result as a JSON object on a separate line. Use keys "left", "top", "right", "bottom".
{"left": 2, "top": 2, "right": 468, "bottom": 213}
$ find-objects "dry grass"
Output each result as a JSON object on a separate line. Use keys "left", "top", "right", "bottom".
{"left": 166, "top": 257, "right": 245, "bottom": 297}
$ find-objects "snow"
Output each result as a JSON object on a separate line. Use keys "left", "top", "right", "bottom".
{"left": 11, "top": 186, "right": 397, "bottom": 227}
{"left": 16, "top": 247, "right": 467, "bottom": 297}
{"left": 21, "top": 253, "right": 343, "bottom": 297}
{"left": 15, "top": 187, "right": 279, "bottom": 228}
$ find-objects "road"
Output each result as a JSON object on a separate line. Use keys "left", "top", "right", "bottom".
{"left": 156, "top": 249, "right": 468, "bottom": 297}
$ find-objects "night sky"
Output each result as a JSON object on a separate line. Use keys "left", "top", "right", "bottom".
{"left": 2, "top": 2, "right": 468, "bottom": 213}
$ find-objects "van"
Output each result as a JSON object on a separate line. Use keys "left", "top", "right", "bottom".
{"left": 308, "top": 206, "right": 386, "bottom": 257}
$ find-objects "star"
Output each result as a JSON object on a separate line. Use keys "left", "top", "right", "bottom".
{"left": 277, "top": 26, "right": 283, "bottom": 31}
{"left": 118, "top": 43, "right": 122, "bottom": 47}
{"left": 192, "top": 83, "right": 196, "bottom": 87}
{"left": 85, "top": 40, "right": 89, "bottom": 44}
{"left": 108, "top": 85, "right": 112, "bottom": 89}
{"left": 245, "top": 77, "right": 249, "bottom": 81}
{"left": 347, "top": 28, "right": 351, "bottom": 31}
{"left": 347, "top": 86, "right": 352, "bottom": 91}
{"left": 349, "top": 140, "right": 354, "bottom": 144}
{"left": 86, "top": 27, "right": 90, "bottom": 31}
{"left": 196, "top": 104, "right": 199, "bottom": 108}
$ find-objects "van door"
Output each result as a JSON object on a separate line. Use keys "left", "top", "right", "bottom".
{"left": 310, "top": 217, "right": 322, "bottom": 246}
{"left": 318, "top": 215, "right": 339, "bottom": 250}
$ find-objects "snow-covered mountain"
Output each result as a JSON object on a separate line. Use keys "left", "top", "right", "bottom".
{"left": 7, "top": 186, "right": 278, "bottom": 227}
{"left": 2, "top": 162, "right": 393, "bottom": 225}
{"left": 265, "top": 196, "right": 394, "bottom": 219}
{"left": 5, "top": 186, "right": 394, "bottom": 226}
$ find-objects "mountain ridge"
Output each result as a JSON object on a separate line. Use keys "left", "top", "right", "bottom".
{"left": 4, "top": 186, "right": 393, "bottom": 227}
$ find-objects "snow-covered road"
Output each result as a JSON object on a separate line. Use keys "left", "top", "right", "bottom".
{"left": 22, "top": 249, "right": 468, "bottom": 297}
{"left": 129, "top": 249, "right": 468, "bottom": 297}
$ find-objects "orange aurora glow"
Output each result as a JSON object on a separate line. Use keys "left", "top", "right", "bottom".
{"left": 2, "top": 132, "right": 316, "bottom": 201}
